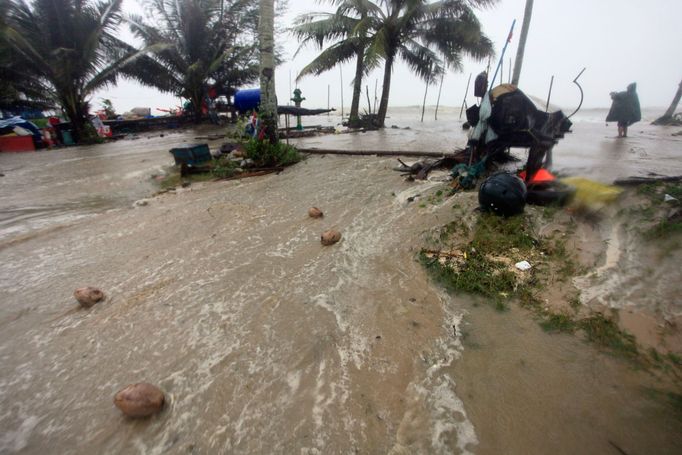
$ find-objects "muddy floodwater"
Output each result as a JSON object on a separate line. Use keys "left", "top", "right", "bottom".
{"left": 1, "top": 109, "right": 681, "bottom": 454}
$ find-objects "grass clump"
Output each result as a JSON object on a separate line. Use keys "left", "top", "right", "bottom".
{"left": 578, "top": 313, "right": 638, "bottom": 359}
{"left": 471, "top": 213, "right": 537, "bottom": 253}
{"left": 540, "top": 313, "right": 576, "bottom": 333}
{"left": 245, "top": 138, "right": 303, "bottom": 167}
{"left": 420, "top": 250, "right": 515, "bottom": 311}
{"left": 210, "top": 156, "right": 239, "bottom": 179}
{"left": 420, "top": 213, "right": 539, "bottom": 311}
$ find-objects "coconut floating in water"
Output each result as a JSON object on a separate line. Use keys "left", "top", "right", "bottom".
{"left": 114, "top": 383, "right": 165, "bottom": 417}
{"left": 308, "top": 207, "right": 324, "bottom": 218}
{"left": 73, "top": 287, "right": 105, "bottom": 308}
{"left": 321, "top": 229, "right": 341, "bottom": 246}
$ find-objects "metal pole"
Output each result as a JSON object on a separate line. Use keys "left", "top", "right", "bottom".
{"left": 327, "top": 84, "right": 330, "bottom": 117}
{"left": 508, "top": 58, "right": 512, "bottom": 84}
{"left": 491, "top": 20, "right": 516, "bottom": 87}
{"left": 568, "top": 67, "right": 587, "bottom": 119}
{"left": 288, "top": 70, "right": 292, "bottom": 106}
{"left": 459, "top": 72, "right": 472, "bottom": 119}
{"left": 545, "top": 75, "right": 554, "bottom": 112}
{"left": 435, "top": 71, "right": 445, "bottom": 121}
{"left": 500, "top": 59, "right": 504, "bottom": 86}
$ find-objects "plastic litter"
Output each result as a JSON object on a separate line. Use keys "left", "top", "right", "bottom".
{"left": 515, "top": 261, "right": 532, "bottom": 271}
{"left": 664, "top": 194, "right": 678, "bottom": 202}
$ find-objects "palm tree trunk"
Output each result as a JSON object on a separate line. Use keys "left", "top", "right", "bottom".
{"left": 511, "top": 0, "right": 533, "bottom": 86}
{"left": 654, "top": 79, "right": 682, "bottom": 125}
{"left": 191, "top": 91, "right": 203, "bottom": 123}
{"left": 348, "top": 48, "right": 364, "bottom": 128}
{"left": 62, "top": 95, "right": 87, "bottom": 143}
{"left": 259, "top": 0, "right": 278, "bottom": 143}
{"left": 376, "top": 54, "right": 394, "bottom": 127}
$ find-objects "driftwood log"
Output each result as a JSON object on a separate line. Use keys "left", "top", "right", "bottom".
{"left": 614, "top": 175, "right": 682, "bottom": 186}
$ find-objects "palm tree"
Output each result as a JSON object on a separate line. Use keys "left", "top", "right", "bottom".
{"left": 511, "top": 0, "right": 533, "bottom": 86}
{"left": 0, "top": 0, "right": 53, "bottom": 112}
{"left": 2, "top": 0, "right": 151, "bottom": 141}
{"left": 653, "top": 79, "right": 682, "bottom": 125}
{"left": 259, "top": 0, "right": 277, "bottom": 143}
{"left": 128, "top": 0, "right": 260, "bottom": 122}
{"left": 366, "top": 0, "right": 496, "bottom": 126}
{"left": 292, "top": 0, "right": 377, "bottom": 127}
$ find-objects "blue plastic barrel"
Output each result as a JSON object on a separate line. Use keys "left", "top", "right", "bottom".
{"left": 234, "top": 89, "right": 261, "bottom": 113}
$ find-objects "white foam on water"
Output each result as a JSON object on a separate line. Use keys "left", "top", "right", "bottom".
{"left": 390, "top": 293, "right": 478, "bottom": 454}
{"left": 0, "top": 415, "right": 40, "bottom": 453}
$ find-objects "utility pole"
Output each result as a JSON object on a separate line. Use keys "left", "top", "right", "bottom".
{"left": 512, "top": 0, "right": 534, "bottom": 86}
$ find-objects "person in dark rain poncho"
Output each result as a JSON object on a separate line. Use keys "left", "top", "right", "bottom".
{"left": 606, "top": 82, "right": 641, "bottom": 137}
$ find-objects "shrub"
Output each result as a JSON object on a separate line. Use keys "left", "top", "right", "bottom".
{"left": 244, "top": 139, "right": 303, "bottom": 167}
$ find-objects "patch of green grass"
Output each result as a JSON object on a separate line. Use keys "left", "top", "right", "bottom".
{"left": 643, "top": 219, "right": 682, "bottom": 240}
{"left": 568, "top": 292, "right": 582, "bottom": 310}
{"left": 644, "top": 388, "right": 682, "bottom": 421}
{"left": 667, "top": 352, "right": 682, "bottom": 366}
{"left": 578, "top": 313, "right": 639, "bottom": 360}
{"left": 244, "top": 138, "right": 303, "bottom": 167}
{"left": 541, "top": 205, "right": 560, "bottom": 220}
{"left": 210, "top": 156, "right": 239, "bottom": 179}
{"left": 419, "top": 250, "right": 515, "bottom": 311}
{"left": 636, "top": 182, "right": 662, "bottom": 197}
{"left": 541, "top": 313, "right": 576, "bottom": 333}
{"left": 471, "top": 213, "right": 537, "bottom": 253}
{"left": 516, "top": 285, "right": 542, "bottom": 309}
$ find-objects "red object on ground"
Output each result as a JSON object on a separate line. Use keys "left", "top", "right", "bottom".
{"left": 519, "top": 168, "right": 556, "bottom": 184}
{"left": 0, "top": 135, "right": 35, "bottom": 152}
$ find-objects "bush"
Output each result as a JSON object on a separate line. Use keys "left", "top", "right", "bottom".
{"left": 211, "top": 156, "right": 238, "bottom": 178}
{"left": 244, "top": 139, "right": 303, "bottom": 167}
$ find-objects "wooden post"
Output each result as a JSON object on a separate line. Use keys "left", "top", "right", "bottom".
{"left": 435, "top": 71, "right": 445, "bottom": 121}
{"left": 373, "top": 79, "right": 378, "bottom": 114}
{"left": 366, "top": 85, "right": 372, "bottom": 114}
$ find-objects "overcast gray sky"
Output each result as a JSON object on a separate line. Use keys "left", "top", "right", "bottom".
{"left": 97, "top": 0, "right": 682, "bottom": 114}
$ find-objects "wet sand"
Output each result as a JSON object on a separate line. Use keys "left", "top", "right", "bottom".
{"left": 1, "top": 109, "right": 681, "bottom": 454}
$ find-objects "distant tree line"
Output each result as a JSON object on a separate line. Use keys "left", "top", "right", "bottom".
{"left": 293, "top": 0, "right": 498, "bottom": 127}
{"left": 0, "top": 0, "right": 265, "bottom": 141}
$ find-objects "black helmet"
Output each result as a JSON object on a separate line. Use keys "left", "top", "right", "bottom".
{"left": 478, "top": 172, "right": 527, "bottom": 216}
